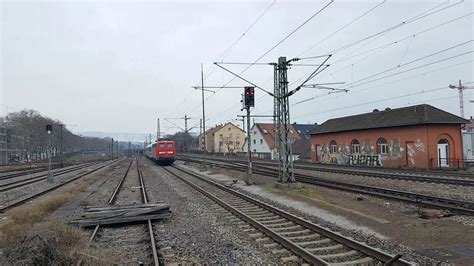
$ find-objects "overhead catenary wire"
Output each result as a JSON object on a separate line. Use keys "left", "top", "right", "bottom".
{"left": 330, "top": 0, "right": 463, "bottom": 55}
{"left": 166, "top": 0, "right": 276, "bottom": 119}
{"left": 337, "top": 40, "right": 473, "bottom": 89}
{"left": 184, "top": 0, "right": 335, "bottom": 116}
{"left": 253, "top": 59, "right": 473, "bottom": 115}
{"left": 195, "top": 1, "right": 470, "bottom": 130}
{"left": 338, "top": 51, "right": 473, "bottom": 90}
{"left": 284, "top": 4, "right": 471, "bottom": 98}
{"left": 297, "top": 0, "right": 387, "bottom": 57}
{"left": 292, "top": 85, "right": 462, "bottom": 120}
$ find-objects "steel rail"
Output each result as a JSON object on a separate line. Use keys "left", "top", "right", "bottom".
{"left": 0, "top": 159, "right": 110, "bottom": 180}
{"left": 180, "top": 157, "right": 474, "bottom": 215}
{"left": 0, "top": 163, "right": 98, "bottom": 192}
{"left": 137, "top": 162, "right": 160, "bottom": 266}
{"left": 164, "top": 165, "right": 412, "bottom": 266}
{"left": 0, "top": 160, "right": 116, "bottom": 212}
{"left": 253, "top": 161, "right": 474, "bottom": 186}
{"left": 89, "top": 159, "right": 134, "bottom": 241}
{"left": 88, "top": 159, "right": 159, "bottom": 266}
{"left": 178, "top": 155, "right": 474, "bottom": 186}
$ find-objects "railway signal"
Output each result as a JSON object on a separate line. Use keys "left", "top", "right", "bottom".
{"left": 244, "top": 87, "right": 255, "bottom": 107}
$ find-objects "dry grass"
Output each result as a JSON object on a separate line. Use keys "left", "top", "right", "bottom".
{"left": 0, "top": 162, "right": 117, "bottom": 264}
{"left": 1, "top": 221, "right": 87, "bottom": 265}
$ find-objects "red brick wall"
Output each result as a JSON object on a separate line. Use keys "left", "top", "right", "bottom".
{"left": 309, "top": 124, "right": 463, "bottom": 169}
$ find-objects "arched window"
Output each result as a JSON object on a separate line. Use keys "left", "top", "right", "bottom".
{"left": 351, "top": 139, "right": 360, "bottom": 154}
{"left": 438, "top": 139, "right": 448, "bottom": 144}
{"left": 330, "top": 140, "right": 337, "bottom": 154}
{"left": 377, "top": 138, "right": 388, "bottom": 154}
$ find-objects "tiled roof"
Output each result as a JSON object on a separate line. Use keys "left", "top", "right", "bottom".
{"left": 309, "top": 104, "right": 468, "bottom": 135}
{"left": 255, "top": 123, "right": 301, "bottom": 149}
{"left": 291, "top": 139, "right": 311, "bottom": 158}
{"left": 292, "top": 123, "right": 318, "bottom": 140}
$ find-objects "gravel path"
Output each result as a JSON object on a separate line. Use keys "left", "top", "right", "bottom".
{"left": 140, "top": 158, "right": 281, "bottom": 264}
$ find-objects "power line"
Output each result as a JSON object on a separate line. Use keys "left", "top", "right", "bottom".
{"left": 259, "top": 59, "right": 473, "bottom": 113}
{"left": 198, "top": 0, "right": 277, "bottom": 84}
{"left": 338, "top": 40, "right": 473, "bottom": 89}
{"left": 167, "top": 1, "right": 276, "bottom": 119}
{"left": 297, "top": 0, "right": 386, "bottom": 57}
{"left": 330, "top": 0, "right": 463, "bottom": 54}
{"left": 331, "top": 12, "right": 473, "bottom": 66}
{"left": 218, "top": 0, "right": 277, "bottom": 60}
{"left": 288, "top": 7, "right": 471, "bottom": 90}
{"left": 338, "top": 51, "right": 473, "bottom": 90}
{"left": 293, "top": 85, "right": 460, "bottom": 120}
{"left": 185, "top": 0, "right": 334, "bottom": 116}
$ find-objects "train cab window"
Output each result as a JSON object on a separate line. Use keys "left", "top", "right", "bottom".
{"left": 159, "top": 143, "right": 165, "bottom": 148}
{"left": 167, "top": 143, "right": 173, "bottom": 148}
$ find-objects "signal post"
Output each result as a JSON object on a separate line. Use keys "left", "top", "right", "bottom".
{"left": 243, "top": 87, "right": 254, "bottom": 185}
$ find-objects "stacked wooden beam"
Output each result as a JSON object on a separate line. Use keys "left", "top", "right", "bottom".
{"left": 71, "top": 203, "right": 171, "bottom": 227}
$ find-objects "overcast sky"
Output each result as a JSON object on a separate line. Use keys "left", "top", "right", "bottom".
{"left": 1, "top": 0, "right": 473, "bottom": 136}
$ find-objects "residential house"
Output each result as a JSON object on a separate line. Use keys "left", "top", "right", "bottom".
{"left": 213, "top": 122, "right": 246, "bottom": 154}
{"left": 199, "top": 123, "right": 245, "bottom": 154}
{"left": 243, "top": 123, "right": 301, "bottom": 160}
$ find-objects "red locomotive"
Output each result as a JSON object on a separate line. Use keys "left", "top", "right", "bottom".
{"left": 144, "top": 139, "right": 176, "bottom": 165}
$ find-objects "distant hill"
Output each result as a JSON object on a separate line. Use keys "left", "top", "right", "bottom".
{"left": 76, "top": 131, "right": 151, "bottom": 142}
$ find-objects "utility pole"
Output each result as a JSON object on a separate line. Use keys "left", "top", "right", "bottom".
{"left": 201, "top": 63, "right": 207, "bottom": 168}
{"left": 157, "top": 118, "right": 160, "bottom": 140}
{"left": 449, "top": 80, "right": 474, "bottom": 118}
{"left": 275, "top": 57, "right": 295, "bottom": 183}
{"left": 183, "top": 115, "right": 191, "bottom": 152}
{"left": 46, "top": 125, "right": 53, "bottom": 182}
{"left": 59, "top": 124, "right": 64, "bottom": 168}
{"left": 111, "top": 138, "right": 114, "bottom": 159}
{"left": 199, "top": 118, "right": 203, "bottom": 151}
{"left": 192, "top": 64, "right": 216, "bottom": 169}
{"left": 213, "top": 55, "right": 332, "bottom": 184}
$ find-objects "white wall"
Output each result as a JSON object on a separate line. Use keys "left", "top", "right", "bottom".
{"left": 243, "top": 124, "right": 272, "bottom": 154}
{"left": 462, "top": 132, "right": 474, "bottom": 160}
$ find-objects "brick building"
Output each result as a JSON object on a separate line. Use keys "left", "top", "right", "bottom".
{"left": 309, "top": 104, "right": 467, "bottom": 169}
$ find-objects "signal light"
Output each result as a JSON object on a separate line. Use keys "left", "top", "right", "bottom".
{"left": 244, "top": 87, "right": 255, "bottom": 107}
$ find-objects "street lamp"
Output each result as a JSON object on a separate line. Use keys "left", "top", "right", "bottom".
{"left": 46, "top": 124, "right": 54, "bottom": 182}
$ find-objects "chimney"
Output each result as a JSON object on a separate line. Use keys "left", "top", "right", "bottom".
{"left": 373, "top": 109, "right": 379, "bottom": 112}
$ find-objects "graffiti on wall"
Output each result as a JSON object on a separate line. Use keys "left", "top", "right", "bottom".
{"left": 319, "top": 144, "right": 351, "bottom": 165}
{"left": 317, "top": 138, "right": 427, "bottom": 167}
{"left": 407, "top": 143, "right": 415, "bottom": 165}
{"left": 415, "top": 139, "right": 425, "bottom": 152}
{"left": 349, "top": 154, "right": 382, "bottom": 166}
{"left": 390, "top": 139, "right": 403, "bottom": 159}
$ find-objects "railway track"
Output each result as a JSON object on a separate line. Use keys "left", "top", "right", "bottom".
{"left": 0, "top": 160, "right": 109, "bottom": 180}
{"left": 0, "top": 160, "right": 116, "bottom": 212}
{"left": 162, "top": 165, "right": 412, "bottom": 265}
{"left": 87, "top": 159, "right": 159, "bottom": 265}
{"left": 178, "top": 155, "right": 474, "bottom": 186}
{"left": 179, "top": 157, "right": 474, "bottom": 216}
{"left": 0, "top": 162, "right": 98, "bottom": 192}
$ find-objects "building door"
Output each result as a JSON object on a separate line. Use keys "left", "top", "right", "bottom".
{"left": 315, "top": 145, "right": 320, "bottom": 162}
{"left": 405, "top": 141, "right": 415, "bottom": 167}
{"left": 437, "top": 139, "right": 449, "bottom": 167}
